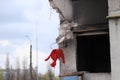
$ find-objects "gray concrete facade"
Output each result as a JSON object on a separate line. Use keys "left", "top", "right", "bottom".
{"left": 83, "top": 73, "right": 111, "bottom": 80}
{"left": 60, "top": 37, "right": 77, "bottom": 75}
{"left": 54, "top": 0, "right": 73, "bottom": 20}
{"left": 72, "top": 0, "right": 108, "bottom": 26}
{"left": 49, "top": 0, "right": 120, "bottom": 80}
{"left": 108, "top": 1, "right": 120, "bottom": 80}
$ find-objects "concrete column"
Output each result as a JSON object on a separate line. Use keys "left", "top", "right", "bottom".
{"left": 108, "top": 0, "right": 120, "bottom": 80}
{"left": 60, "top": 37, "right": 77, "bottom": 75}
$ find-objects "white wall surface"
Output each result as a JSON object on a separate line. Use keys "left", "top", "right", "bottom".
{"left": 83, "top": 73, "right": 111, "bottom": 80}
{"left": 108, "top": 0, "right": 120, "bottom": 80}
{"left": 54, "top": 0, "right": 73, "bottom": 20}
{"left": 60, "top": 37, "right": 77, "bottom": 75}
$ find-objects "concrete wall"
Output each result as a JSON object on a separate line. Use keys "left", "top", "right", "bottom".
{"left": 108, "top": 0, "right": 120, "bottom": 16}
{"left": 83, "top": 73, "right": 111, "bottom": 80}
{"left": 52, "top": 0, "right": 118, "bottom": 80}
{"left": 54, "top": 0, "right": 73, "bottom": 20}
{"left": 109, "top": 18, "right": 120, "bottom": 80}
{"left": 54, "top": 0, "right": 76, "bottom": 75}
{"left": 60, "top": 37, "right": 77, "bottom": 75}
{"left": 72, "top": 0, "right": 108, "bottom": 26}
{"left": 108, "top": 0, "right": 120, "bottom": 80}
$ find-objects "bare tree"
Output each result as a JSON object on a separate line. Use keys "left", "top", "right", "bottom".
{"left": 15, "top": 57, "right": 20, "bottom": 80}
{"left": 5, "top": 52, "right": 10, "bottom": 80}
{"left": 32, "top": 66, "right": 39, "bottom": 80}
{"left": 47, "top": 62, "right": 54, "bottom": 80}
{"left": 48, "top": 67, "right": 54, "bottom": 80}
{"left": 22, "top": 56, "right": 29, "bottom": 80}
{"left": 9, "top": 66, "right": 15, "bottom": 80}
{"left": 0, "top": 67, "right": 3, "bottom": 80}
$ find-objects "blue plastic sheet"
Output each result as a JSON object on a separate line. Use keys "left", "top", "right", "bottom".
{"left": 61, "top": 76, "right": 78, "bottom": 80}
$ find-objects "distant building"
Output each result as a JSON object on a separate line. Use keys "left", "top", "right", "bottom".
{"left": 2, "top": 69, "right": 16, "bottom": 80}
{"left": 49, "top": 0, "right": 120, "bottom": 80}
{"left": 2, "top": 69, "right": 8, "bottom": 80}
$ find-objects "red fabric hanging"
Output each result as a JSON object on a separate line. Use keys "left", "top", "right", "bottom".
{"left": 45, "top": 49, "right": 65, "bottom": 67}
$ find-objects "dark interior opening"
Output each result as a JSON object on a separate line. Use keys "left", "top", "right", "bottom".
{"left": 76, "top": 34, "right": 111, "bottom": 73}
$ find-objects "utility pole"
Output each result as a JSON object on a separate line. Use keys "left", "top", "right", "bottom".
{"left": 26, "top": 35, "right": 33, "bottom": 80}
{"left": 30, "top": 44, "right": 33, "bottom": 80}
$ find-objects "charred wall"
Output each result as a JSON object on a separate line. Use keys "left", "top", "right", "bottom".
{"left": 72, "top": 0, "right": 108, "bottom": 26}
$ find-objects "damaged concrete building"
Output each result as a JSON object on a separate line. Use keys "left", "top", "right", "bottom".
{"left": 49, "top": 0, "right": 120, "bottom": 80}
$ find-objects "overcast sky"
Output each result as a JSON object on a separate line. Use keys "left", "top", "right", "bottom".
{"left": 0, "top": 0, "right": 60, "bottom": 75}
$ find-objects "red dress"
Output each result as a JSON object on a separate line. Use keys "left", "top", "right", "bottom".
{"left": 45, "top": 49, "right": 65, "bottom": 67}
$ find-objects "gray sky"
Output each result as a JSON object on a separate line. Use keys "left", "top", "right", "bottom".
{"left": 0, "top": 0, "right": 60, "bottom": 75}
